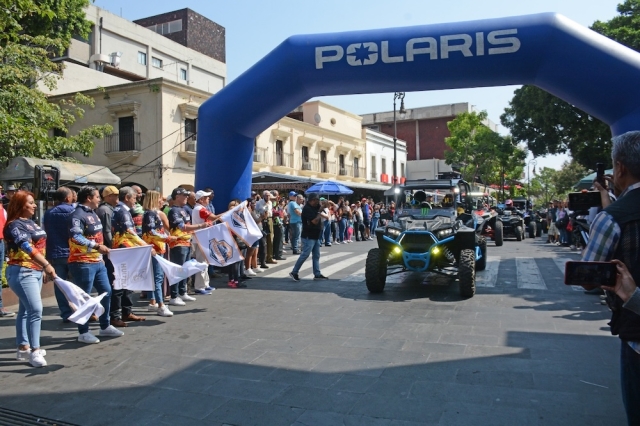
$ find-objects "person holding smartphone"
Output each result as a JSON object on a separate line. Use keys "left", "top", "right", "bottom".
{"left": 580, "top": 131, "right": 640, "bottom": 425}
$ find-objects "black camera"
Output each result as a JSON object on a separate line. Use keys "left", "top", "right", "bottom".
{"left": 596, "top": 162, "right": 606, "bottom": 187}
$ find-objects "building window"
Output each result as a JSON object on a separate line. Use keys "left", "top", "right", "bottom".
{"left": 339, "top": 154, "right": 346, "bottom": 175}
{"left": 185, "top": 118, "right": 196, "bottom": 141}
{"left": 381, "top": 158, "right": 387, "bottom": 174}
{"left": 275, "top": 140, "right": 284, "bottom": 166}
{"left": 320, "top": 150, "right": 327, "bottom": 173}
{"left": 152, "top": 57, "right": 163, "bottom": 68}
{"left": 137, "top": 51, "right": 147, "bottom": 65}
{"left": 353, "top": 157, "right": 360, "bottom": 178}
{"left": 118, "top": 116, "right": 135, "bottom": 151}
{"left": 180, "top": 68, "right": 187, "bottom": 80}
{"left": 147, "top": 19, "right": 183, "bottom": 35}
{"left": 371, "top": 155, "right": 376, "bottom": 179}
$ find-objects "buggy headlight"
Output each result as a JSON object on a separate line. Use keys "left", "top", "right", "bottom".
{"left": 437, "top": 229, "right": 452, "bottom": 239}
{"left": 431, "top": 246, "right": 441, "bottom": 255}
{"left": 392, "top": 246, "right": 402, "bottom": 255}
{"left": 386, "top": 226, "right": 401, "bottom": 239}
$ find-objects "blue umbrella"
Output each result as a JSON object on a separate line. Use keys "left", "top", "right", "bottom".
{"left": 305, "top": 180, "right": 353, "bottom": 195}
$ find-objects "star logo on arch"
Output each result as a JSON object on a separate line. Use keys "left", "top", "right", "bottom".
{"left": 349, "top": 43, "right": 374, "bottom": 65}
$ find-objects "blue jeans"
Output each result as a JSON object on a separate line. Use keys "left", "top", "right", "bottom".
{"left": 289, "top": 222, "right": 302, "bottom": 252}
{"left": 338, "top": 218, "right": 347, "bottom": 242}
{"left": 0, "top": 240, "right": 4, "bottom": 309}
{"left": 151, "top": 257, "right": 164, "bottom": 304}
{"left": 292, "top": 237, "right": 321, "bottom": 277}
{"left": 68, "top": 262, "right": 112, "bottom": 334}
{"left": 6, "top": 266, "right": 43, "bottom": 348}
{"left": 50, "top": 257, "right": 72, "bottom": 320}
{"left": 322, "top": 221, "right": 331, "bottom": 245}
{"left": 370, "top": 217, "right": 379, "bottom": 234}
{"left": 621, "top": 340, "right": 640, "bottom": 425}
{"left": 169, "top": 246, "right": 190, "bottom": 298}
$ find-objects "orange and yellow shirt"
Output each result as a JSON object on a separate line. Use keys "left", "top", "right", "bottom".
{"left": 142, "top": 209, "right": 170, "bottom": 254}
{"left": 5, "top": 219, "right": 46, "bottom": 270}
{"left": 168, "top": 206, "right": 192, "bottom": 248}
{"left": 68, "top": 205, "right": 104, "bottom": 263}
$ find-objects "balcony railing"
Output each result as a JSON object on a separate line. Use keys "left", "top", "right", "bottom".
{"left": 254, "top": 147, "right": 268, "bottom": 163}
{"left": 320, "top": 161, "right": 336, "bottom": 174}
{"left": 105, "top": 132, "right": 141, "bottom": 153}
{"left": 353, "top": 166, "right": 365, "bottom": 178}
{"left": 273, "top": 152, "right": 293, "bottom": 168}
{"left": 300, "top": 158, "right": 318, "bottom": 172}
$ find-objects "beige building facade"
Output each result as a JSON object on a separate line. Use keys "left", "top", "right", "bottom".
{"left": 253, "top": 101, "right": 368, "bottom": 184}
{"left": 50, "top": 78, "right": 209, "bottom": 194}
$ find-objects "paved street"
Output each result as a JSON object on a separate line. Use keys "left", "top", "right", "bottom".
{"left": 0, "top": 237, "right": 626, "bottom": 425}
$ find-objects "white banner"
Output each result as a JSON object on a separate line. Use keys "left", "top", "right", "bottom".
{"left": 219, "top": 201, "right": 262, "bottom": 246}
{"left": 193, "top": 223, "right": 244, "bottom": 267}
{"left": 154, "top": 255, "right": 208, "bottom": 285}
{"left": 109, "top": 245, "right": 154, "bottom": 291}
{"left": 54, "top": 278, "right": 107, "bottom": 325}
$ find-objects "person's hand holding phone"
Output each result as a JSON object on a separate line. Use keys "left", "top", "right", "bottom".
{"left": 602, "top": 260, "right": 638, "bottom": 303}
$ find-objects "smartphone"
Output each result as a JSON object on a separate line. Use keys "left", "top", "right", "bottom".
{"left": 596, "top": 162, "right": 605, "bottom": 187}
{"left": 568, "top": 191, "right": 601, "bottom": 212}
{"left": 564, "top": 261, "right": 617, "bottom": 287}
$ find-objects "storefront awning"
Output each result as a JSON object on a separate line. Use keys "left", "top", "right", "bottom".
{"left": 0, "top": 157, "right": 121, "bottom": 186}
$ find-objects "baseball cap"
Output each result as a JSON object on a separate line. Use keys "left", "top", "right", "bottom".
{"left": 102, "top": 186, "right": 119, "bottom": 197}
{"left": 319, "top": 197, "right": 326, "bottom": 201}
{"left": 195, "top": 190, "right": 212, "bottom": 200}
{"left": 171, "top": 187, "right": 190, "bottom": 198}
{"left": 6, "top": 185, "right": 16, "bottom": 191}
{"left": 289, "top": 191, "right": 297, "bottom": 197}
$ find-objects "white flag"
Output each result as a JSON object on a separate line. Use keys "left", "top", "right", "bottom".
{"left": 193, "top": 223, "right": 244, "bottom": 267}
{"left": 53, "top": 278, "right": 107, "bottom": 325}
{"left": 219, "top": 201, "right": 262, "bottom": 246}
{"left": 154, "top": 255, "right": 208, "bottom": 285}
{"left": 109, "top": 245, "right": 154, "bottom": 291}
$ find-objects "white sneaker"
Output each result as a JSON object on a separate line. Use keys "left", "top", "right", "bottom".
{"left": 100, "top": 325, "right": 125, "bottom": 337}
{"left": 169, "top": 297, "right": 186, "bottom": 306}
{"left": 78, "top": 332, "right": 100, "bottom": 344}
{"left": 17, "top": 348, "right": 46, "bottom": 361}
{"left": 181, "top": 294, "right": 196, "bottom": 302}
{"left": 254, "top": 268, "right": 263, "bottom": 273}
{"left": 157, "top": 305, "right": 174, "bottom": 317}
{"left": 147, "top": 304, "right": 158, "bottom": 312}
{"left": 29, "top": 349, "right": 47, "bottom": 368}
{"left": 246, "top": 268, "right": 257, "bottom": 276}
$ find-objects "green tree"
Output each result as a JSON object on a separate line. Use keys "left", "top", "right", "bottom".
{"left": 553, "top": 160, "right": 588, "bottom": 197}
{"left": 500, "top": 0, "right": 640, "bottom": 170}
{"left": 531, "top": 167, "right": 559, "bottom": 204}
{"left": 0, "top": 0, "right": 111, "bottom": 165}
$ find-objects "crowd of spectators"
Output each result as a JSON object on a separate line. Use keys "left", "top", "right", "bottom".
{"left": 0, "top": 183, "right": 386, "bottom": 368}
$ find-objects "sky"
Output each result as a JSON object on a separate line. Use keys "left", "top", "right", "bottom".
{"left": 94, "top": 0, "right": 623, "bottom": 171}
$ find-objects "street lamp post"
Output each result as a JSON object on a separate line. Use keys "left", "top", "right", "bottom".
{"left": 393, "top": 92, "right": 406, "bottom": 204}
{"left": 527, "top": 159, "right": 537, "bottom": 199}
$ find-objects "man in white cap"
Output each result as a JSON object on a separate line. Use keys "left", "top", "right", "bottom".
{"left": 191, "top": 190, "right": 222, "bottom": 294}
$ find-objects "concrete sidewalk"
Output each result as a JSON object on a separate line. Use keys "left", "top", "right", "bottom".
{"left": 0, "top": 254, "right": 626, "bottom": 425}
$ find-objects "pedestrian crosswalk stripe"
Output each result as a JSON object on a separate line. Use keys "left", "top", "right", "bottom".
{"left": 302, "top": 253, "right": 369, "bottom": 280}
{"left": 266, "top": 252, "right": 353, "bottom": 278}
{"left": 476, "top": 256, "right": 500, "bottom": 288}
{"left": 516, "top": 257, "right": 547, "bottom": 290}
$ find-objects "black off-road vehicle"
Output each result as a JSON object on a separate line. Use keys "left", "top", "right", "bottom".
{"left": 366, "top": 178, "right": 486, "bottom": 298}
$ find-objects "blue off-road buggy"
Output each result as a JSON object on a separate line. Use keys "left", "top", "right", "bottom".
{"left": 366, "top": 178, "right": 486, "bottom": 298}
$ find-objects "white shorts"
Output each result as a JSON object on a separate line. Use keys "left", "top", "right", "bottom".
{"left": 548, "top": 222, "right": 559, "bottom": 236}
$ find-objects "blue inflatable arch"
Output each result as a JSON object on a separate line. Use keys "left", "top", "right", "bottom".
{"left": 196, "top": 12, "right": 640, "bottom": 212}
